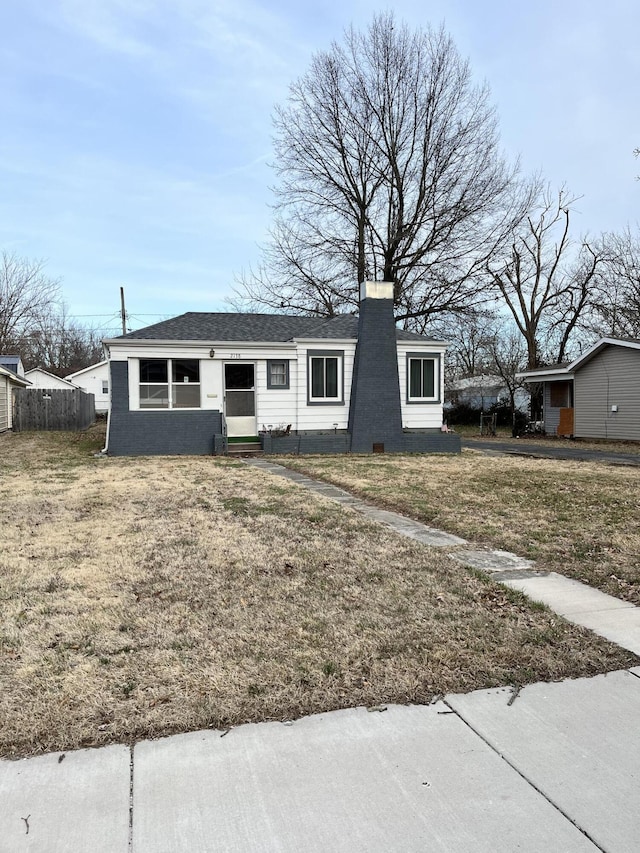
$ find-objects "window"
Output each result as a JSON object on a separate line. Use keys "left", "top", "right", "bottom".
{"left": 307, "top": 350, "right": 344, "bottom": 404}
{"left": 139, "top": 359, "right": 200, "bottom": 409}
{"left": 266, "top": 360, "right": 289, "bottom": 390}
{"left": 406, "top": 354, "right": 440, "bottom": 403}
{"left": 550, "top": 380, "right": 572, "bottom": 408}
{"left": 101, "top": 380, "right": 109, "bottom": 395}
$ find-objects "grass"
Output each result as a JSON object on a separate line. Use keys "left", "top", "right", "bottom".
{"left": 277, "top": 451, "right": 640, "bottom": 604}
{"left": 0, "top": 426, "right": 636, "bottom": 759}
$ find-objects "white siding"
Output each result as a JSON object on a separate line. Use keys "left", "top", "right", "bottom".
{"left": 294, "top": 342, "right": 355, "bottom": 431}
{"left": 0, "top": 378, "right": 8, "bottom": 431}
{"left": 255, "top": 359, "right": 298, "bottom": 431}
{"left": 398, "top": 343, "right": 445, "bottom": 429}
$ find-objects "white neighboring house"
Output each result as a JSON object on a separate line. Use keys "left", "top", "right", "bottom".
{"left": 65, "top": 361, "right": 110, "bottom": 413}
{"left": 447, "top": 374, "right": 529, "bottom": 411}
{"left": 25, "top": 368, "right": 79, "bottom": 391}
{"left": 0, "top": 363, "right": 29, "bottom": 432}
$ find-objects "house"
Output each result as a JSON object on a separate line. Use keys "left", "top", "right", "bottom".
{"left": 103, "top": 281, "right": 461, "bottom": 456}
{"left": 447, "top": 374, "right": 529, "bottom": 411}
{"left": 517, "top": 337, "right": 640, "bottom": 440}
{"left": 0, "top": 363, "right": 29, "bottom": 432}
{"left": 65, "top": 361, "right": 110, "bottom": 414}
{"left": 25, "top": 368, "right": 79, "bottom": 391}
{"left": 0, "top": 355, "right": 25, "bottom": 378}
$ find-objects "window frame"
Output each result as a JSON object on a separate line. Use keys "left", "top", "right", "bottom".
{"left": 266, "top": 359, "right": 290, "bottom": 390}
{"left": 406, "top": 353, "right": 440, "bottom": 404}
{"left": 307, "top": 349, "right": 345, "bottom": 406}
{"left": 138, "top": 358, "right": 201, "bottom": 410}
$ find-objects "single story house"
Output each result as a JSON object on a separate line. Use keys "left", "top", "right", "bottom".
{"left": 25, "top": 368, "right": 79, "bottom": 391}
{"left": 446, "top": 374, "right": 528, "bottom": 411}
{"left": 103, "top": 281, "right": 460, "bottom": 456}
{"left": 0, "top": 363, "right": 29, "bottom": 432}
{"left": 517, "top": 337, "right": 640, "bottom": 440}
{"left": 66, "top": 360, "right": 110, "bottom": 414}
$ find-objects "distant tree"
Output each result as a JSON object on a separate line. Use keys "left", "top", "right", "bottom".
{"left": 22, "top": 304, "right": 104, "bottom": 373}
{"left": 484, "top": 187, "right": 603, "bottom": 369}
{"left": 235, "top": 13, "right": 533, "bottom": 327}
{"left": 0, "top": 251, "right": 61, "bottom": 354}
{"left": 589, "top": 227, "right": 640, "bottom": 339}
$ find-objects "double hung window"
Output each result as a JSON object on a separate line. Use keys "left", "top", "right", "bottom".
{"left": 406, "top": 354, "right": 439, "bottom": 403}
{"left": 307, "top": 351, "right": 343, "bottom": 404}
{"left": 266, "top": 360, "right": 289, "bottom": 389}
{"left": 139, "top": 359, "right": 201, "bottom": 409}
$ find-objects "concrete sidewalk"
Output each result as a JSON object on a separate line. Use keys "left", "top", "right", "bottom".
{"left": 2, "top": 668, "right": 639, "bottom": 852}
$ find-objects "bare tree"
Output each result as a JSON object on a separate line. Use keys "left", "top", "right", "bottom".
{"left": 484, "top": 187, "right": 602, "bottom": 369}
{"left": 235, "top": 14, "right": 533, "bottom": 326}
{"left": 22, "top": 304, "right": 104, "bottom": 373}
{"left": 0, "top": 251, "right": 61, "bottom": 353}
{"left": 590, "top": 227, "right": 640, "bottom": 338}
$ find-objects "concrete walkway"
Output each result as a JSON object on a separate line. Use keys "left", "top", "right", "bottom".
{"left": 245, "top": 459, "right": 640, "bottom": 657}
{"left": 3, "top": 459, "right": 640, "bottom": 851}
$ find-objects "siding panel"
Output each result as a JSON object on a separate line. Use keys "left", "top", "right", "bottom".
{"left": 575, "top": 346, "right": 640, "bottom": 440}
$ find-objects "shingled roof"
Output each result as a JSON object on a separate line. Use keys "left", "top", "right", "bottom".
{"left": 112, "top": 312, "right": 434, "bottom": 343}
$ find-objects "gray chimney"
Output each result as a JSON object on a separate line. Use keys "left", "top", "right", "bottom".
{"left": 348, "top": 281, "right": 404, "bottom": 452}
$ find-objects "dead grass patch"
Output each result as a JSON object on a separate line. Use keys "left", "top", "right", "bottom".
{"left": 278, "top": 452, "right": 640, "bottom": 604}
{"left": 0, "top": 429, "right": 636, "bottom": 758}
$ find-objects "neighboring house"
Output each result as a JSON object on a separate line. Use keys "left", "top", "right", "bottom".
{"left": 518, "top": 337, "right": 640, "bottom": 440}
{"left": 103, "top": 281, "right": 460, "bottom": 456}
{"left": 25, "top": 368, "right": 79, "bottom": 391}
{"left": 447, "top": 374, "right": 528, "bottom": 411}
{"left": 66, "top": 361, "right": 110, "bottom": 413}
{"left": 0, "top": 355, "right": 25, "bottom": 379}
{"left": 0, "top": 363, "right": 29, "bottom": 432}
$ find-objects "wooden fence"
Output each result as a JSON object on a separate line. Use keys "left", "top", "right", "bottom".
{"left": 13, "top": 388, "right": 95, "bottom": 432}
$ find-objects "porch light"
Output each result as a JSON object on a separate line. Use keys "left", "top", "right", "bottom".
{"left": 209, "top": 349, "right": 215, "bottom": 358}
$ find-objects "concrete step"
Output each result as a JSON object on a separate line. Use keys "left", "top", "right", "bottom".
{"left": 227, "top": 442, "right": 263, "bottom": 457}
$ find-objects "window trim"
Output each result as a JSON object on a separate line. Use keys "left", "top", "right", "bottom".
{"left": 138, "top": 358, "right": 201, "bottom": 410}
{"left": 266, "top": 359, "right": 290, "bottom": 390}
{"left": 406, "top": 352, "right": 440, "bottom": 404}
{"left": 307, "top": 349, "right": 345, "bottom": 406}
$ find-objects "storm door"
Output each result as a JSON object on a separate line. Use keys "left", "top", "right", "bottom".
{"left": 224, "top": 363, "right": 256, "bottom": 437}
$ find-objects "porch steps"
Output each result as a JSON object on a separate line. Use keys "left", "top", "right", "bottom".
{"left": 226, "top": 440, "right": 263, "bottom": 457}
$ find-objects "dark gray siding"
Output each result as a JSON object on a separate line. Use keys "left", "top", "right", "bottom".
{"left": 575, "top": 346, "right": 640, "bottom": 440}
{"left": 108, "top": 361, "right": 222, "bottom": 456}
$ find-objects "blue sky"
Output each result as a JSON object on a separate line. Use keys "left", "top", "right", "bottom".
{"left": 2, "top": 0, "right": 638, "bottom": 334}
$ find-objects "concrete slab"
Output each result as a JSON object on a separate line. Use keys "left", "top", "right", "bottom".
{"left": 355, "top": 505, "right": 467, "bottom": 546}
{"left": 501, "top": 572, "right": 640, "bottom": 654}
{"left": 447, "top": 670, "right": 640, "bottom": 853}
{"left": 0, "top": 745, "right": 130, "bottom": 853}
{"left": 133, "top": 704, "right": 596, "bottom": 853}
{"left": 450, "top": 548, "right": 537, "bottom": 573}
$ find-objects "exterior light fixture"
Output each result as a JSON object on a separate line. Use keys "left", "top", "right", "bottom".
{"left": 209, "top": 349, "right": 215, "bottom": 358}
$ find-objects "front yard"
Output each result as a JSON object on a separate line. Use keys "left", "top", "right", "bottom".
{"left": 0, "top": 426, "right": 636, "bottom": 758}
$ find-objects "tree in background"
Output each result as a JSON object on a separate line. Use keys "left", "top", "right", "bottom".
{"left": 0, "top": 250, "right": 103, "bottom": 373}
{"left": 589, "top": 227, "right": 640, "bottom": 339}
{"left": 0, "top": 251, "right": 61, "bottom": 355}
{"left": 235, "top": 13, "right": 533, "bottom": 327}
{"left": 484, "top": 187, "right": 603, "bottom": 369}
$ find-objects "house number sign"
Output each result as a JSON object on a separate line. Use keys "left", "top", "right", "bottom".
{"left": 228, "top": 353, "right": 242, "bottom": 359}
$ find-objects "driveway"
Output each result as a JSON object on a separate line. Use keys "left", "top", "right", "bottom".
{"left": 462, "top": 437, "right": 640, "bottom": 466}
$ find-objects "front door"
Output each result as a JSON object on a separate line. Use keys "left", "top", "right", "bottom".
{"left": 224, "top": 363, "right": 256, "bottom": 437}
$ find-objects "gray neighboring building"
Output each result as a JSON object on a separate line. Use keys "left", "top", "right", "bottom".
{"left": 103, "top": 282, "right": 460, "bottom": 456}
{"left": 518, "top": 337, "right": 640, "bottom": 440}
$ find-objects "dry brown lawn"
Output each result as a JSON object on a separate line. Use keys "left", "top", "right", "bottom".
{"left": 278, "top": 451, "right": 640, "bottom": 605}
{"left": 0, "top": 426, "right": 636, "bottom": 758}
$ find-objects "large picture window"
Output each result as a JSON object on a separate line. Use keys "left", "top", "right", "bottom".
{"left": 406, "top": 354, "right": 440, "bottom": 403}
{"left": 139, "top": 359, "right": 201, "bottom": 409}
{"left": 307, "top": 350, "right": 344, "bottom": 405}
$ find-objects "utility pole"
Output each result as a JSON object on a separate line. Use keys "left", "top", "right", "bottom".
{"left": 120, "top": 287, "right": 127, "bottom": 335}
